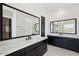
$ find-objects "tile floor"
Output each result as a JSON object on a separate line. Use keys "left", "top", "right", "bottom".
{"left": 43, "top": 45, "right": 79, "bottom": 56}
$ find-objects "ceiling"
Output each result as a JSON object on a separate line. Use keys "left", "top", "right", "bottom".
{"left": 36, "top": 3, "right": 79, "bottom": 14}
{"left": 8, "top": 3, "right": 79, "bottom": 16}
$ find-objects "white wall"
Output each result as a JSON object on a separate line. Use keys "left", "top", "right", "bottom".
{"left": 47, "top": 6, "right": 79, "bottom": 38}
{"left": 6, "top": 3, "right": 79, "bottom": 38}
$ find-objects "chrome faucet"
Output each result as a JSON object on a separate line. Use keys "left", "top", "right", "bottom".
{"left": 28, "top": 35, "right": 31, "bottom": 40}
{"left": 26, "top": 35, "right": 31, "bottom": 40}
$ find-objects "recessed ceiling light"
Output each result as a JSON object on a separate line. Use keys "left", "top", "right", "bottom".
{"left": 59, "top": 8, "right": 62, "bottom": 10}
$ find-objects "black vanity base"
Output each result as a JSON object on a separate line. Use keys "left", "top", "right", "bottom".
{"left": 6, "top": 39, "right": 47, "bottom": 56}
{"left": 48, "top": 35, "right": 79, "bottom": 53}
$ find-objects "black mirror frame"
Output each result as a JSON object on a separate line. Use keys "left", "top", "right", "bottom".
{"left": 50, "top": 18, "right": 77, "bottom": 34}
{"left": 0, "top": 3, "right": 40, "bottom": 41}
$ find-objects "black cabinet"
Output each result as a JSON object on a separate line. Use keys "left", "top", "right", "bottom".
{"left": 48, "top": 35, "right": 79, "bottom": 52}
{"left": 6, "top": 48, "right": 24, "bottom": 56}
{"left": 25, "top": 47, "right": 41, "bottom": 56}
{"left": 67, "top": 39, "right": 79, "bottom": 52}
{"left": 6, "top": 39, "right": 47, "bottom": 56}
{"left": 25, "top": 44, "right": 44, "bottom": 56}
{"left": 48, "top": 36, "right": 53, "bottom": 45}
{"left": 25, "top": 39, "right": 47, "bottom": 56}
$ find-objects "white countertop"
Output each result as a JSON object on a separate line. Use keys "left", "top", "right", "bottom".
{"left": 0, "top": 36, "right": 47, "bottom": 56}
{"left": 48, "top": 34, "right": 79, "bottom": 39}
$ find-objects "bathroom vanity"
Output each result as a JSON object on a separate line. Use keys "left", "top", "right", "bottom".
{"left": 0, "top": 37, "right": 47, "bottom": 56}
{"left": 0, "top": 3, "right": 47, "bottom": 56}
{"left": 48, "top": 35, "right": 79, "bottom": 52}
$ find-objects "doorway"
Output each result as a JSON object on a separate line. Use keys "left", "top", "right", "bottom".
{"left": 3, "top": 17, "right": 11, "bottom": 40}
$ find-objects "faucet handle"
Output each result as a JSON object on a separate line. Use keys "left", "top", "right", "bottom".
{"left": 26, "top": 37, "right": 28, "bottom": 40}
{"left": 26, "top": 35, "right": 31, "bottom": 40}
{"left": 28, "top": 35, "right": 31, "bottom": 40}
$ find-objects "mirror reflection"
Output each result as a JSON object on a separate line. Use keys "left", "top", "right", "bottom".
{"left": 3, "top": 5, "right": 40, "bottom": 39}
{"left": 50, "top": 19, "right": 77, "bottom": 34}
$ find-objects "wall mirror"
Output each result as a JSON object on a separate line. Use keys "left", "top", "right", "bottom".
{"left": 0, "top": 3, "right": 40, "bottom": 40}
{"left": 50, "top": 18, "right": 77, "bottom": 34}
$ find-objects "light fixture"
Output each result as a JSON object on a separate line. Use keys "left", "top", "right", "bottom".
{"left": 58, "top": 8, "right": 62, "bottom": 10}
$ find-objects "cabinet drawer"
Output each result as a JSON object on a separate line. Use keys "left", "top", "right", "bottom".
{"left": 24, "top": 41, "right": 44, "bottom": 53}
{"left": 25, "top": 43, "right": 47, "bottom": 56}
{"left": 25, "top": 47, "right": 41, "bottom": 56}
{"left": 42, "top": 48, "right": 47, "bottom": 55}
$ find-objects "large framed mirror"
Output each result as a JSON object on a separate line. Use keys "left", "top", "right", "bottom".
{"left": 0, "top": 3, "right": 40, "bottom": 40}
{"left": 50, "top": 18, "right": 77, "bottom": 34}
